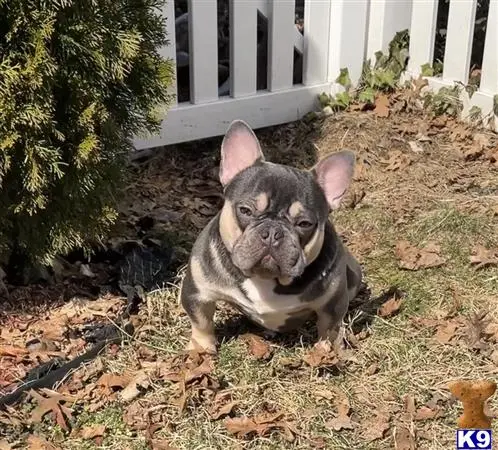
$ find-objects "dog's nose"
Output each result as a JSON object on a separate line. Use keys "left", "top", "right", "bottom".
{"left": 260, "top": 228, "right": 283, "bottom": 246}
{"left": 273, "top": 229, "right": 284, "bottom": 242}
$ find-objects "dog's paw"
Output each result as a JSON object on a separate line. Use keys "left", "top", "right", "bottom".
{"left": 186, "top": 338, "right": 217, "bottom": 355}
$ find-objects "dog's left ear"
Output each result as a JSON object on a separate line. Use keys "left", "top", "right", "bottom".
{"left": 311, "top": 150, "right": 355, "bottom": 210}
{"left": 220, "top": 120, "right": 264, "bottom": 187}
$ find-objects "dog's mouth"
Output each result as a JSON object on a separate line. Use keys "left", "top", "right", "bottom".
{"left": 245, "top": 252, "right": 304, "bottom": 280}
{"left": 252, "top": 254, "right": 280, "bottom": 278}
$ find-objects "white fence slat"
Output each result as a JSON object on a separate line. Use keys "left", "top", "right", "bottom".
{"left": 442, "top": 0, "right": 477, "bottom": 83}
{"left": 328, "top": 0, "right": 369, "bottom": 86}
{"left": 159, "top": 0, "right": 177, "bottom": 106}
{"left": 480, "top": 0, "right": 498, "bottom": 94}
{"left": 303, "top": 0, "right": 331, "bottom": 86}
{"left": 188, "top": 0, "right": 218, "bottom": 103}
{"left": 268, "top": 0, "right": 295, "bottom": 91}
{"left": 133, "top": 83, "right": 329, "bottom": 149}
{"left": 366, "top": 0, "right": 412, "bottom": 60}
{"left": 407, "top": 0, "right": 438, "bottom": 75}
{"left": 230, "top": 0, "right": 258, "bottom": 97}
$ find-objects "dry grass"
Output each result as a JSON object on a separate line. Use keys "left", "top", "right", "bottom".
{"left": 5, "top": 104, "right": 498, "bottom": 450}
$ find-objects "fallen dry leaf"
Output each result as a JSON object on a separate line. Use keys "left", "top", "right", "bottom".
{"left": 414, "top": 406, "right": 441, "bottom": 421}
{"left": 470, "top": 245, "right": 498, "bottom": 270}
{"left": 149, "top": 439, "right": 178, "bottom": 450}
{"left": 426, "top": 391, "right": 450, "bottom": 410}
{"left": 240, "top": 334, "right": 272, "bottom": 360}
{"left": 209, "top": 392, "right": 240, "bottom": 420}
{"left": 119, "top": 370, "right": 150, "bottom": 402}
{"left": 0, "top": 345, "right": 29, "bottom": 357}
{"left": 490, "top": 349, "right": 498, "bottom": 366}
{"left": 396, "top": 240, "right": 446, "bottom": 270}
{"left": 361, "top": 411, "right": 391, "bottom": 442}
{"left": 378, "top": 292, "right": 403, "bottom": 318}
{"left": 210, "top": 400, "right": 240, "bottom": 421}
{"left": 434, "top": 320, "right": 461, "bottom": 345}
{"left": 374, "top": 95, "right": 390, "bottom": 118}
{"left": 224, "top": 412, "right": 294, "bottom": 440}
{"left": 79, "top": 424, "right": 106, "bottom": 440}
{"left": 394, "top": 426, "right": 416, "bottom": 450}
{"left": 464, "top": 311, "right": 491, "bottom": 352}
{"left": 96, "top": 373, "right": 132, "bottom": 390}
{"left": 123, "top": 399, "right": 149, "bottom": 431}
{"left": 26, "top": 435, "right": 61, "bottom": 450}
{"left": 326, "top": 391, "right": 355, "bottom": 431}
{"left": 30, "top": 389, "right": 75, "bottom": 432}
{"left": 483, "top": 322, "right": 498, "bottom": 342}
{"left": 382, "top": 150, "right": 412, "bottom": 171}
{"left": 303, "top": 340, "right": 339, "bottom": 368}
{"left": 183, "top": 356, "right": 213, "bottom": 383}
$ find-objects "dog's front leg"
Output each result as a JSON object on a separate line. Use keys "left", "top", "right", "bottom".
{"left": 180, "top": 261, "right": 218, "bottom": 354}
{"left": 182, "top": 297, "right": 217, "bottom": 354}
{"left": 315, "top": 295, "right": 349, "bottom": 354}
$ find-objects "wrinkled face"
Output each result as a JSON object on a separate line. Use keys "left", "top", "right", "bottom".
{"left": 219, "top": 163, "right": 330, "bottom": 281}
{"left": 217, "top": 120, "right": 355, "bottom": 283}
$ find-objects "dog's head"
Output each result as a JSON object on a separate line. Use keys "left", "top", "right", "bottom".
{"left": 218, "top": 120, "right": 355, "bottom": 284}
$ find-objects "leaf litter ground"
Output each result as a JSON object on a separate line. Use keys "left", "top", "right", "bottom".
{"left": 1, "top": 88, "right": 498, "bottom": 449}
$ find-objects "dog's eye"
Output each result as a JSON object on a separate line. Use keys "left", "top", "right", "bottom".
{"left": 297, "top": 220, "right": 313, "bottom": 228}
{"left": 238, "top": 206, "right": 252, "bottom": 217}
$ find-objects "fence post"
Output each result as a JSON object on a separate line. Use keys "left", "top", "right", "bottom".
{"left": 407, "top": 0, "right": 438, "bottom": 76}
{"left": 328, "top": 0, "right": 369, "bottom": 86}
{"left": 230, "top": 0, "right": 258, "bottom": 97}
{"left": 442, "top": 0, "right": 478, "bottom": 83}
{"left": 189, "top": 0, "right": 219, "bottom": 103}
{"left": 268, "top": 0, "right": 295, "bottom": 92}
{"left": 366, "top": 0, "right": 412, "bottom": 61}
{"left": 479, "top": 0, "right": 498, "bottom": 95}
{"left": 160, "top": 0, "right": 178, "bottom": 106}
{"left": 303, "top": 0, "right": 331, "bottom": 87}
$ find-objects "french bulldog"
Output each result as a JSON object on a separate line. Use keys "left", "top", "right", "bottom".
{"left": 180, "top": 120, "right": 362, "bottom": 354}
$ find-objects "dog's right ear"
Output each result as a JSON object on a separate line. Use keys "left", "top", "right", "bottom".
{"left": 219, "top": 120, "right": 264, "bottom": 187}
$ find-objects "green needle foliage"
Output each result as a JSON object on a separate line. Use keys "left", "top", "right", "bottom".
{"left": 0, "top": 0, "right": 174, "bottom": 266}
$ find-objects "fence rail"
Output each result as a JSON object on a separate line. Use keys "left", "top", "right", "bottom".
{"left": 134, "top": 0, "right": 498, "bottom": 150}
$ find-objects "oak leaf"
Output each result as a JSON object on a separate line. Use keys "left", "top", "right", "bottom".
{"left": 240, "top": 334, "right": 272, "bottom": 360}
{"left": 396, "top": 240, "right": 446, "bottom": 270}
{"left": 303, "top": 340, "right": 339, "bottom": 368}
{"left": 326, "top": 391, "right": 355, "bottom": 431}
{"left": 394, "top": 426, "right": 416, "bottom": 449}
{"left": 79, "top": 424, "right": 106, "bottom": 440}
{"left": 29, "top": 389, "right": 76, "bottom": 431}
{"left": 26, "top": 435, "right": 61, "bottom": 450}
{"left": 374, "top": 95, "right": 390, "bottom": 118}
{"left": 361, "top": 412, "right": 390, "bottom": 442}
{"left": 378, "top": 293, "right": 403, "bottom": 317}
{"left": 224, "top": 412, "right": 294, "bottom": 439}
{"left": 209, "top": 392, "right": 240, "bottom": 420}
{"left": 470, "top": 245, "right": 498, "bottom": 270}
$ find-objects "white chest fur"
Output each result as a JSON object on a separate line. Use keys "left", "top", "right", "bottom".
{"left": 230, "top": 277, "right": 314, "bottom": 330}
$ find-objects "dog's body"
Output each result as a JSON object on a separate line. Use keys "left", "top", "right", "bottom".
{"left": 180, "top": 121, "right": 362, "bottom": 354}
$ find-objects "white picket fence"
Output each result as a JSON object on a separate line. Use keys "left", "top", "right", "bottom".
{"left": 134, "top": 0, "right": 498, "bottom": 150}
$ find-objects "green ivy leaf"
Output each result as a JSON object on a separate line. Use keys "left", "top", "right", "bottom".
{"left": 358, "top": 87, "right": 376, "bottom": 104}
{"left": 433, "top": 61, "right": 444, "bottom": 76}
{"left": 319, "top": 92, "right": 331, "bottom": 108}
{"left": 421, "top": 63, "right": 434, "bottom": 77}
{"left": 328, "top": 91, "right": 351, "bottom": 111}
{"left": 336, "top": 68, "right": 352, "bottom": 90}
